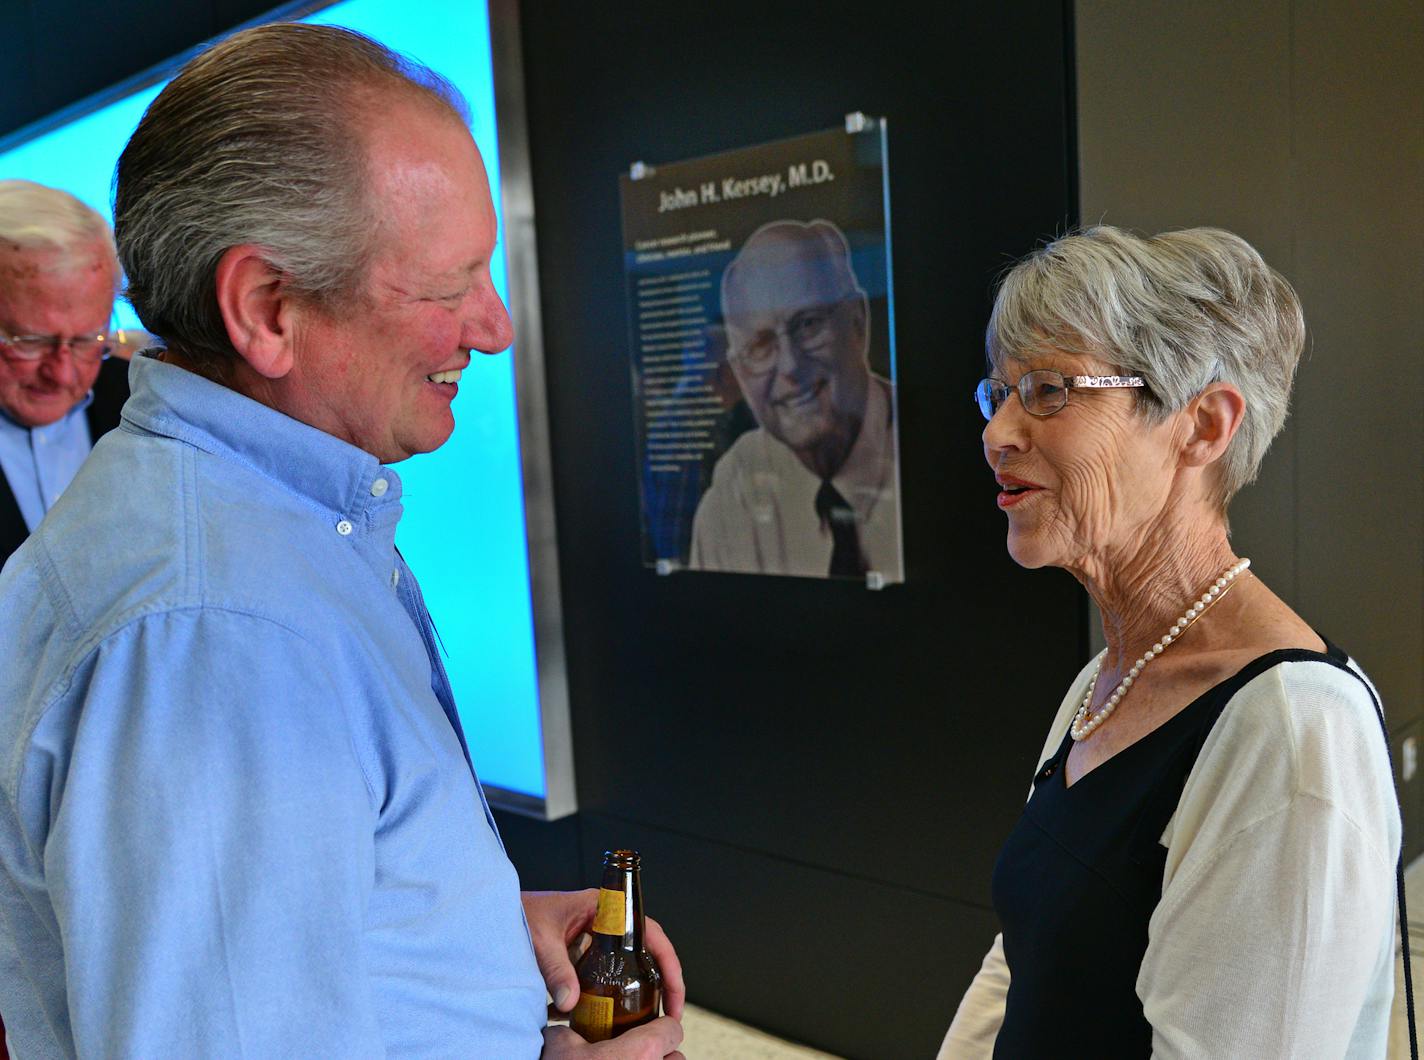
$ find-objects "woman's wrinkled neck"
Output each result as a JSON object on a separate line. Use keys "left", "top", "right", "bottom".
{"left": 1070, "top": 494, "right": 1237, "bottom": 671}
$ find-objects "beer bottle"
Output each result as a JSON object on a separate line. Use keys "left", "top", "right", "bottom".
{"left": 570, "top": 849, "right": 662, "bottom": 1042}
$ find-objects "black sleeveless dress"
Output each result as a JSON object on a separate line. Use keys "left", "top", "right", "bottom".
{"left": 989, "top": 642, "right": 1350, "bottom": 1057}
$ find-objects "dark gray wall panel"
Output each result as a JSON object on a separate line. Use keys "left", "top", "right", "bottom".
{"left": 1075, "top": 0, "right": 1424, "bottom": 855}
{"left": 1075, "top": 0, "right": 1300, "bottom": 605}
{"left": 579, "top": 812, "right": 1001, "bottom": 1060}
{"left": 517, "top": 1, "right": 1081, "bottom": 1051}
{"left": 1289, "top": 2, "right": 1424, "bottom": 730}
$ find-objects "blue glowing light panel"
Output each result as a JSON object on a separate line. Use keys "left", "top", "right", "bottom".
{"left": 0, "top": 0, "right": 546, "bottom": 800}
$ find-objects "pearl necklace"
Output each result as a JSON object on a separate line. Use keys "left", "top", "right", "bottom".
{"left": 1070, "top": 558, "right": 1252, "bottom": 741}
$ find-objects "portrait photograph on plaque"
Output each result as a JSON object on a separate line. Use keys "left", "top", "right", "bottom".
{"left": 620, "top": 120, "right": 903, "bottom": 585}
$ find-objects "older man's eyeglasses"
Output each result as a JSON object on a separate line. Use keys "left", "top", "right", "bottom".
{"left": 0, "top": 327, "right": 116, "bottom": 365}
{"left": 974, "top": 369, "right": 1146, "bottom": 420}
{"left": 727, "top": 304, "right": 841, "bottom": 376}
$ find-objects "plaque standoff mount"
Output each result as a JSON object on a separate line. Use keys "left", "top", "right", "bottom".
{"left": 632, "top": 111, "right": 877, "bottom": 182}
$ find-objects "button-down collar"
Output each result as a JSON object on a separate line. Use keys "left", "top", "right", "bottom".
{"left": 123, "top": 352, "right": 404, "bottom": 534}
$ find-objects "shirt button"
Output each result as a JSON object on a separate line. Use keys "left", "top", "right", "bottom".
{"left": 336, "top": 519, "right": 353, "bottom": 536}
{"left": 370, "top": 478, "right": 389, "bottom": 497}
{"left": 390, "top": 569, "right": 400, "bottom": 588}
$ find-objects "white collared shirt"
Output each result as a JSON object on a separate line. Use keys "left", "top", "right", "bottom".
{"left": 689, "top": 374, "right": 903, "bottom": 580}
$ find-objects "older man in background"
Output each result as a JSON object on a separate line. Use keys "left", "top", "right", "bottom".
{"left": 690, "top": 219, "right": 902, "bottom": 580}
{"left": 0, "top": 181, "right": 130, "bottom": 566}
{"left": 0, "top": 24, "right": 682, "bottom": 1060}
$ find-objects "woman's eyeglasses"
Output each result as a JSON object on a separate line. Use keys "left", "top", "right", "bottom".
{"left": 974, "top": 369, "right": 1146, "bottom": 420}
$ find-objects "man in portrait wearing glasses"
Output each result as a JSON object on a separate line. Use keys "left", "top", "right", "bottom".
{"left": 689, "top": 219, "right": 902, "bottom": 580}
{"left": 0, "top": 180, "right": 129, "bottom": 567}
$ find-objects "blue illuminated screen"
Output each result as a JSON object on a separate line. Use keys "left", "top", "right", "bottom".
{"left": 0, "top": 0, "right": 546, "bottom": 799}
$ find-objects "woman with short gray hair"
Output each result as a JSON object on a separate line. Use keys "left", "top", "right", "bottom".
{"left": 941, "top": 226, "right": 1400, "bottom": 1056}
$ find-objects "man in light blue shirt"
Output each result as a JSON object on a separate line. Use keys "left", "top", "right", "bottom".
{"left": 0, "top": 181, "right": 131, "bottom": 567}
{"left": 0, "top": 23, "right": 683, "bottom": 1059}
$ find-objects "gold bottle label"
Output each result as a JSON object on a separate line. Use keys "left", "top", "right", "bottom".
{"left": 571, "top": 992, "right": 614, "bottom": 1041}
{"left": 592, "top": 887, "right": 625, "bottom": 935}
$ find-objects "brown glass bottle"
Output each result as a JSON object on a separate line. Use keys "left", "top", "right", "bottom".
{"left": 570, "top": 849, "right": 662, "bottom": 1042}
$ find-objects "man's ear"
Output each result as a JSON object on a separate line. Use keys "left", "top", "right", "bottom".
{"left": 213, "top": 245, "right": 297, "bottom": 379}
{"left": 1180, "top": 382, "right": 1246, "bottom": 468}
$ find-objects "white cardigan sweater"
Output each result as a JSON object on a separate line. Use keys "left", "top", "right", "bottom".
{"left": 940, "top": 652, "right": 1401, "bottom": 1059}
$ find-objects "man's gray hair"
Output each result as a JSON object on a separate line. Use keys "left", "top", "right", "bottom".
{"left": 986, "top": 225, "right": 1305, "bottom": 506}
{"left": 721, "top": 219, "right": 866, "bottom": 314}
{"left": 115, "top": 22, "right": 469, "bottom": 367}
{"left": 0, "top": 179, "right": 117, "bottom": 276}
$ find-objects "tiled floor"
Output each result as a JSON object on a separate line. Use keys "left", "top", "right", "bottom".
{"left": 683, "top": 853, "right": 1424, "bottom": 1059}
{"left": 681, "top": 1005, "right": 840, "bottom": 1059}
